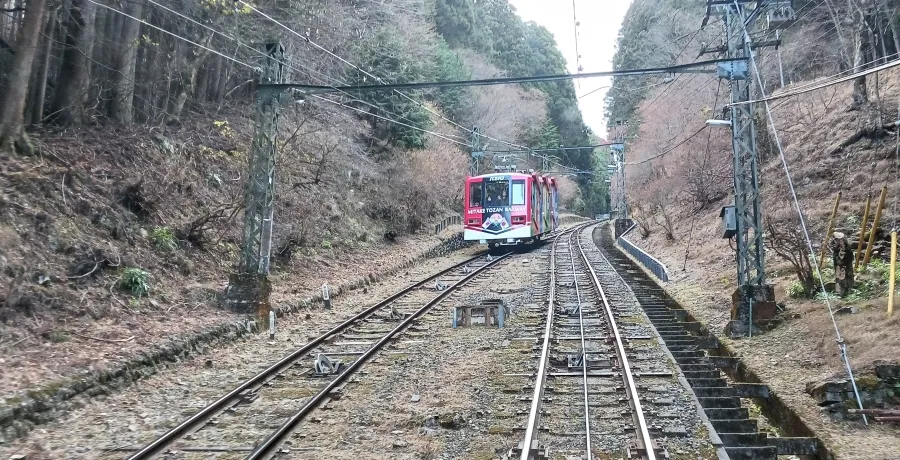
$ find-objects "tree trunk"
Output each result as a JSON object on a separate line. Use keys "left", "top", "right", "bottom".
{"left": 208, "top": 55, "right": 224, "bottom": 101}
{"left": 28, "top": 8, "right": 56, "bottom": 126}
{"left": 48, "top": 0, "right": 96, "bottom": 126}
{"left": 0, "top": 0, "right": 47, "bottom": 154}
{"left": 852, "top": 7, "right": 870, "bottom": 108}
{"left": 166, "top": 36, "right": 212, "bottom": 124}
{"left": 109, "top": 0, "right": 143, "bottom": 123}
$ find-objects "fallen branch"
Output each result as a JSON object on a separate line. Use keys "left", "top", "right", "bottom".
{"left": 71, "top": 332, "right": 135, "bottom": 343}
{"left": 67, "top": 263, "right": 99, "bottom": 279}
{"left": 825, "top": 125, "right": 889, "bottom": 156}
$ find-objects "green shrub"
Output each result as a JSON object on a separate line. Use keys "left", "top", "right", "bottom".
{"left": 119, "top": 268, "right": 150, "bottom": 296}
{"left": 150, "top": 226, "right": 177, "bottom": 251}
{"left": 321, "top": 240, "right": 332, "bottom": 249}
{"left": 787, "top": 281, "right": 807, "bottom": 299}
{"left": 866, "top": 259, "right": 898, "bottom": 285}
{"left": 846, "top": 279, "right": 881, "bottom": 303}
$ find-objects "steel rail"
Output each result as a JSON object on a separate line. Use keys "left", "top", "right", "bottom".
{"left": 518, "top": 223, "right": 591, "bottom": 460}
{"left": 518, "top": 232, "right": 561, "bottom": 460}
{"left": 126, "top": 252, "right": 491, "bottom": 460}
{"left": 246, "top": 251, "right": 513, "bottom": 459}
{"left": 577, "top": 233, "right": 656, "bottom": 460}
{"left": 565, "top": 234, "right": 593, "bottom": 460}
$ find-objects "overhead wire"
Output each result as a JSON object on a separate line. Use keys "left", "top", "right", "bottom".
{"left": 142, "top": 0, "right": 469, "bottom": 141}
{"left": 731, "top": 56, "right": 900, "bottom": 105}
{"left": 236, "top": 1, "right": 502, "bottom": 144}
{"left": 235, "top": 0, "right": 590, "bottom": 174}
{"left": 732, "top": 0, "right": 868, "bottom": 423}
{"left": 97, "top": 0, "right": 609, "bottom": 175}
{"left": 103, "top": 0, "right": 470, "bottom": 148}
{"left": 84, "top": 0, "right": 257, "bottom": 71}
{"left": 624, "top": 125, "right": 708, "bottom": 165}
{"left": 309, "top": 95, "right": 468, "bottom": 147}
{"left": 237, "top": 0, "right": 729, "bottom": 177}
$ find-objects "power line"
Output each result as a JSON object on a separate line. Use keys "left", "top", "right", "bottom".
{"left": 310, "top": 95, "right": 469, "bottom": 147}
{"left": 624, "top": 125, "right": 708, "bottom": 165}
{"left": 85, "top": 0, "right": 257, "bottom": 71}
{"left": 140, "top": 0, "right": 469, "bottom": 144}
{"left": 262, "top": 58, "right": 737, "bottom": 93}
{"left": 731, "top": 56, "right": 900, "bottom": 106}
{"left": 237, "top": 0, "right": 570, "bottom": 173}
{"left": 236, "top": 1, "right": 494, "bottom": 143}
{"left": 105, "top": 0, "right": 471, "bottom": 149}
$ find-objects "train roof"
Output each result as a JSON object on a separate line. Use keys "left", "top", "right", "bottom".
{"left": 468, "top": 172, "right": 533, "bottom": 180}
{"left": 467, "top": 172, "right": 558, "bottom": 186}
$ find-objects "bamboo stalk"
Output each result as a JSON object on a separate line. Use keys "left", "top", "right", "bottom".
{"left": 818, "top": 192, "right": 841, "bottom": 271}
{"left": 862, "top": 186, "right": 888, "bottom": 269}
{"left": 855, "top": 195, "right": 872, "bottom": 269}
{"left": 889, "top": 230, "right": 897, "bottom": 317}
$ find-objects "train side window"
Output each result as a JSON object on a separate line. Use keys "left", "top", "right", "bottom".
{"left": 469, "top": 182, "right": 483, "bottom": 207}
{"left": 511, "top": 180, "right": 525, "bottom": 205}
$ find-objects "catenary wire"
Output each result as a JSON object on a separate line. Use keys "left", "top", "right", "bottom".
{"left": 141, "top": 0, "right": 469, "bottom": 141}
{"left": 84, "top": 0, "right": 257, "bottom": 71}
{"left": 92, "top": 0, "right": 473, "bottom": 149}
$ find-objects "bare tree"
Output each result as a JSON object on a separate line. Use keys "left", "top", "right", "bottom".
{"left": 765, "top": 211, "right": 817, "bottom": 296}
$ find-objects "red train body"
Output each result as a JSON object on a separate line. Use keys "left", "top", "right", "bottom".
{"left": 463, "top": 172, "right": 559, "bottom": 250}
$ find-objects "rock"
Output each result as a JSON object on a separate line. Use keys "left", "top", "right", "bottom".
{"left": 410, "top": 394, "right": 420, "bottom": 402}
{"left": 392, "top": 440, "right": 408, "bottom": 448}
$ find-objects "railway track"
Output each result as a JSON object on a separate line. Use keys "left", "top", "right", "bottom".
{"left": 509, "top": 224, "right": 707, "bottom": 459}
{"left": 124, "top": 226, "right": 581, "bottom": 460}
{"left": 124, "top": 250, "right": 511, "bottom": 459}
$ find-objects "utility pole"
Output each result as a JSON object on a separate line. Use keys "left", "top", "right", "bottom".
{"left": 470, "top": 127, "right": 483, "bottom": 176}
{"left": 704, "top": 1, "right": 789, "bottom": 337}
{"left": 225, "top": 41, "right": 285, "bottom": 321}
{"left": 610, "top": 119, "right": 629, "bottom": 236}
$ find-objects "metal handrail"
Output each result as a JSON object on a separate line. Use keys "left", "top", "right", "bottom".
{"left": 617, "top": 224, "right": 670, "bottom": 282}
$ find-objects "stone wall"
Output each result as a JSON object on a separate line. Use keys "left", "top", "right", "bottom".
{"left": 806, "top": 362, "right": 900, "bottom": 421}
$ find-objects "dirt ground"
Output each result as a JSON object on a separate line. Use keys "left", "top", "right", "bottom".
{"left": 0, "top": 238, "right": 486, "bottom": 459}
{"left": 0, "top": 228, "right": 467, "bottom": 401}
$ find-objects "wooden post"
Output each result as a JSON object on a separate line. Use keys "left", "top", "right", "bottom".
{"left": 862, "top": 186, "right": 888, "bottom": 269}
{"left": 818, "top": 192, "right": 842, "bottom": 271}
{"left": 889, "top": 231, "right": 897, "bottom": 317}
{"left": 831, "top": 232, "right": 855, "bottom": 297}
{"left": 855, "top": 195, "right": 872, "bottom": 270}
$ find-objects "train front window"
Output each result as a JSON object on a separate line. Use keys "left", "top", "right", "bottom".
{"left": 511, "top": 180, "right": 525, "bottom": 205}
{"left": 485, "top": 181, "right": 509, "bottom": 206}
{"left": 469, "top": 182, "right": 483, "bottom": 207}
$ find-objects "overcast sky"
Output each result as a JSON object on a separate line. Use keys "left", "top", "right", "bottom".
{"left": 508, "top": 0, "right": 633, "bottom": 139}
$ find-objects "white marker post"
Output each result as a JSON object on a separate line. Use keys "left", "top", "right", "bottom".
{"left": 269, "top": 311, "right": 275, "bottom": 339}
{"left": 322, "top": 284, "right": 331, "bottom": 309}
